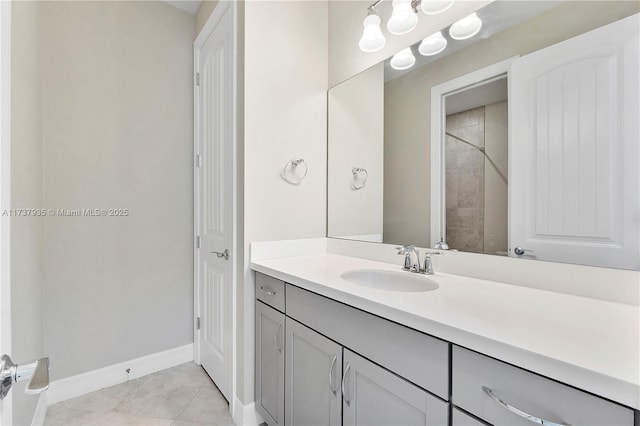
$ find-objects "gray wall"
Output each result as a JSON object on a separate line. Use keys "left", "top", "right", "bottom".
{"left": 41, "top": 1, "right": 195, "bottom": 380}
{"left": 383, "top": 1, "right": 639, "bottom": 247}
{"left": 10, "top": 2, "right": 44, "bottom": 424}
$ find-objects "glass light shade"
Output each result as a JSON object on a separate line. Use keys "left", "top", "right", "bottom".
{"left": 418, "top": 31, "right": 447, "bottom": 56}
{"left": 390, "top": 47, "right": 416, "bottom": 70}
{"left": 358, "top": 14, "right": 386, "bottom": 53}
{"left": 421, "top": 0, "right": 455, "bottom": 15}
{"left": 449, "top": 12, "right": 482, "bottom": 40}
{"left": 387, "top": 0, "right": 418, "bottom": 35}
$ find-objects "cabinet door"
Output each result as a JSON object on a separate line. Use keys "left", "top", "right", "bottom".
{"left": 452, "top": 408, "right": 490, "bottom": 426}
{"left": 342, "top": 349, "right": 448, "bottom": 426}
{"left": 255, "top": 301, "right": 285, "bottom": 426}
{"left": 285, "top": 318, "right": 342, "bottom": 426}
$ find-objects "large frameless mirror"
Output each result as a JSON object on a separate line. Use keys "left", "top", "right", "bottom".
{"left": 327, "top": 0, "right": 640, "bottom": 270}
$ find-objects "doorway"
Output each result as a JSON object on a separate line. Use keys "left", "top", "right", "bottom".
{"left": 193, "top": 1, "right": 237, "bottom": 407}
{"left": 430, "top": 57, "right": 514, "bottom": 251}
{"left": 443, "top": 77, "right": 508, "bottom": 255}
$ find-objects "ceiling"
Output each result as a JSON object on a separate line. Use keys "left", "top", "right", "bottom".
{"left": 163, "top": 0, "right": 201, "bottom": 15}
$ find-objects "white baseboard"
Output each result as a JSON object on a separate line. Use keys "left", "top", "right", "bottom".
{"left": 232, "top": 396, "right": 264, "bottom": 426}
{"left": 47, "top": 343, "right": 194, "bottom": 405}
{"left": 30, "top": 392, "right": 48, "bottom": 426}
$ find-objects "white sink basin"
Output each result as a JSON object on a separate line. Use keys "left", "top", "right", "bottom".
{"left": 341, "top": 269, "right": 439, "bottom": 293}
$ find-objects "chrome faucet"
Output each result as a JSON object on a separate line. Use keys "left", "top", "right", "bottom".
{"left": 397, "top": 245, "right": 435, "bottom": 275}
{"left": 397, "top": 245, "right": 420, "bottom": 272}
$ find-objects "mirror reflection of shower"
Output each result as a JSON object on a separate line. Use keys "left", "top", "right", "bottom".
{"left": 444, "top": 76, "right": 508, "bottom": 256}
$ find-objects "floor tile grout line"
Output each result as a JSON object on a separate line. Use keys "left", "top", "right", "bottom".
{"left": 173, "top": 385, "right": 205, "bottom": 421}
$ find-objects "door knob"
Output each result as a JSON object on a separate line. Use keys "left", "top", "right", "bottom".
{"left": 0, "top": 354, "right": 49, "bottom": 400}
{"left": 211, "top": 249, "right": 230, "bottom": 260}
{"left": 513, "top": 246, "right": 533, "bottom": 256}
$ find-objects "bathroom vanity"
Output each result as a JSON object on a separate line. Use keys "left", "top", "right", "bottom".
{"left": 251, "top": 240, "right": 639, "bottom": 426}
{"left": 249, "top": 2, "right": 640, "bottom": 424}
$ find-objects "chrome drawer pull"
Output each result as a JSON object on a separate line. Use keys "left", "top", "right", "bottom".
{"left": 482, "top": 386, "right": 571, "bottom": 426}
{"left": 342, "top": 363, "right": 351, "bottom": 407}
{"left": 259, "top": 286, "right": 277, "bottom": 296}
{"left": 328, "top": 354, "right": 338, "bottom": 395}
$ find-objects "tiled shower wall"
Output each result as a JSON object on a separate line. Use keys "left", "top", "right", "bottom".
{"left": 445, "top": 104, "right": 508, "bottom": 255}
{"left": 445, "top": 107, "right": 486, "bottom": 253}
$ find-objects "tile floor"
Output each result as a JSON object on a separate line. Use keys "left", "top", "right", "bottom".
{"left": 44, "top": 363, "right": 235, "bottom": 426}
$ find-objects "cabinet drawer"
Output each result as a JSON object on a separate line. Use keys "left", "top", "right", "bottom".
{"left": 452, "top": 346, "right": 634, "bottom": 426}
{"left": 256, "top": 272, "right": 285, "bottom": 312}
{"left": 286, "top": 284, "right": 449, "bottom": 400}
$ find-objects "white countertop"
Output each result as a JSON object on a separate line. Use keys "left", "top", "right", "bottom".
{"left": 251, "top": 252, "right": 640, "bottom": 410}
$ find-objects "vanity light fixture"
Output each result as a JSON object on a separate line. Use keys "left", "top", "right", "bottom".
{"left": 387, "top": 0, "right": 419, "bottom": 35}
{"left": 420, "top": 0, "right": 454, "bottom": 15}
{"left": 359, "top": 11, "right": 387, "bottom": 52}
{"left": 390, "top": 47, "right": 416, "bottom": 70}
{"left": 418, "top": 31, "right": 447, "bottom": 56}
{"left": 359, "top": 0, "right": 457, "bottom": 53}
{"left": 449, "top": 12, "right": 482, "bottom": 40}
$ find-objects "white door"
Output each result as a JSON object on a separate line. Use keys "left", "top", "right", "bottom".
{"left": 196, "top": 6, "right": 234, "bottom": 401}
{"left": 509, "top": 14, "right": 639, "bottom": 270}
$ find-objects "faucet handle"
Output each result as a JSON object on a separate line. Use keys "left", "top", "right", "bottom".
{"left": 423, "top": 253, "right": 434, "bottom": 275}
{"left": 396, "top": 245, "right": 414, "bottom": 254}
{"left": 402, "top": 253, "right": 412, "bottom": 270}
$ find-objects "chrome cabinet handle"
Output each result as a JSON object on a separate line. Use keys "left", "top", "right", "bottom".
{"left": 341, "top": 362, "right": 352, "bottom": 407}
{"left": 211, "top": 249, "right": 230, "bottom": 260}
{"left": 259, "top": 286, "right": 276, "bottom": 296}
{"left": 274, "top": 323, "right": 283, "bottom": 353}
{"left": 482, "top": 386, "right": 571, "bottom": 426}
{"left": 1, "top": 355, "right": 49, "bottom": 400}
{"left": 328, "top": 354, "right": 338, "bottom": 395}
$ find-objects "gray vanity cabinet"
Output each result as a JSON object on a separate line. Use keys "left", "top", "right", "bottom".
{"left": 255, "top": 301, "right": 285, "bottom": 426}
{"left": 285, "top": 318, "right": 342, "bottom": 426}
{"left": 342, "top": 349, "right": 449, "bottom": 426}
{"left": 254, "top": 272, "right": 638, "bottom": 426}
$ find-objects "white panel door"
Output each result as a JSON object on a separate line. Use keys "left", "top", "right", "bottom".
{"left": 196, "top": 7, "right": 233, "bottom": 401}
{"left": 510, "top": 14, "right": 639, "bottom": 269}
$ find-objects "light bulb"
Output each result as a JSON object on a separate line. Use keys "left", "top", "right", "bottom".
{"left": 421, "top": 0, "right": 454, "bottom": 15}
{"left": 387, "top": 0, "right": 418, "bottom": 35}
{"left": 418, "top": 31, "right": 447, "bottom": 56}
{"left": 390, "top": 47, "right": 416, "bottom": 70}
{"left": 358, "top": 13, "right": 386, "bottom": 53}
{"left": 449, "top": 12, "right": 482, "bottom": 40}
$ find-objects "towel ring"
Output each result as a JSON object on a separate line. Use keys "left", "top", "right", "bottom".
{"left": 282, "top": 158, "right": 308, "bottom": 185}
{"left": 351, "top": 167, "right": 368, "bottom": 190}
